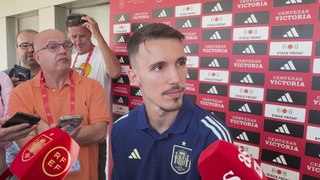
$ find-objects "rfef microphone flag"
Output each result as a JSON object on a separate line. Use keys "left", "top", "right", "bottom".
{"left": 9, "top": 128, "right": 80, "bottom": 180}
{"left": 198, "top": 140, "right": 267, "bottom": 180}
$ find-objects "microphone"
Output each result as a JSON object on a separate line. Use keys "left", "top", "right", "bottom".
{"left": 198, "top": 140, "right": 267, "bottom": 180}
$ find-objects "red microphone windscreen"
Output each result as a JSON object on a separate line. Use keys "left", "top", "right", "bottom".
{"left": 10, "top": 128, "right": 80, "bottom": 180}
{"left": 198, "top": 140, "right": 267, "bottom": 180}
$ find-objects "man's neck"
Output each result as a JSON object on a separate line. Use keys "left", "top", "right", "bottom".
{"left": 43, "top": 71, "right": 70, "bottom": 90}
{"left": 21, "top": 63, "right": 40, "bottom": 78}
{"left": 146, "top": 107, "right": 179, "bottom": 135}
{"left": 29, "top": 66, "right": 41, "bottom": 78}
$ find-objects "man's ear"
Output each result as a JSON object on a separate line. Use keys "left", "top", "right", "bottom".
{"left": 128, "top": 68, "right": 139, "bottom": 86}
{"left": 33, "top": 52, "right": 41, "bottom": 65}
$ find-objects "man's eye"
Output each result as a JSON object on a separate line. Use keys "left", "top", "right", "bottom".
{"left": 178, "top": 60, "right": 186, "bottom": 66}
{"left": 47, "top": 44, "right": 58, "bottom": 51}
{"left": 154, "top": 65, "right": 162, "bottom": 71}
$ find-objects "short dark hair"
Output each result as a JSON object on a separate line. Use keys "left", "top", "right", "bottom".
{"left": 127, "top": 23, "right": 185, "bottom": 66}
{"left": 66, "top": 13, "right": 88, "bottom": 27}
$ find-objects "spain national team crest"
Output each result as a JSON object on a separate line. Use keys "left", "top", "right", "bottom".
{"left": 171, "top": 144, "right": 192, "bottom": 174}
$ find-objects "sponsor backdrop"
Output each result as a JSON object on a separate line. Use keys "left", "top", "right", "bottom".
{"left": 109, "top": 0, "right": 320, "bottom": 179}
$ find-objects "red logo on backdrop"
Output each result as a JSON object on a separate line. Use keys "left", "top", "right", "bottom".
{"left": 42, "top": 147, "right": 71, "bottom": 177}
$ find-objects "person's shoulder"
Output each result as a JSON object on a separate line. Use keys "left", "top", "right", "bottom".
{"left": 2, "top": 68, "right": 12, "bottom": 76}
{"left": 114, "top": 107, "right": 140, "bottom": 126}
{"left": 192, "top": 105, "right": 232, "bottom": 142}
{"left": 112, "top": 107, "right": 141, "bottom": 134}
{"left": 0, "top": 70, "right": 10, "bottom": 79}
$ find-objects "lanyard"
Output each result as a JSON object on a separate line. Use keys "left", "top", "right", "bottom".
{"left": 72, "top": 45, "right": 95, "bottom": 76}
{"left": 40, "top": 71, "right": 75, "bottom": 125}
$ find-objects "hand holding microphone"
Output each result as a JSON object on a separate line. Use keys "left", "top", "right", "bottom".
{"left": 198, "top": 140, "right": 267, "bottom": 180}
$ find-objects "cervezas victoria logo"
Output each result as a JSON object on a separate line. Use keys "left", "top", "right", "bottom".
{"left": 236, "top": 0, "right": 268, "bottom": 9}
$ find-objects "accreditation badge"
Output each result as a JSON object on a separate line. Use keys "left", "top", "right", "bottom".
{"left": 70, "top": 158, "right": 81, "bottom": 173}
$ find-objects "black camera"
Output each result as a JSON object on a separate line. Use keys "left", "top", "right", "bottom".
{"left": 9, "top": 64, "right": 30, "bottom": 81}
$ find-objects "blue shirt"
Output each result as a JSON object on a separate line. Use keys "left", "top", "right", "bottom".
{"left": 111, "top": 95, "right": 232, "bottom": 180}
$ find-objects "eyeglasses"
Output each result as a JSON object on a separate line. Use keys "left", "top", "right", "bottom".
{"left": 18, "top": 42, "right": 33, "bottom": 50}
{"left": 36, "top": 42, "right": 73, "bottom": 52}
{"left": 66, "top": 15, "right": 87, "bottom": 27}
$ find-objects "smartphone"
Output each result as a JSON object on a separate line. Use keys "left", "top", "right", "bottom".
{"left": 9, "top": 64, "right": 31, "bottom": 81}
{"left": 2, "top": 112, "right": 41, "bottom": 128}
{"left": 57, "top": 115, "right": 83, "bottom": 133}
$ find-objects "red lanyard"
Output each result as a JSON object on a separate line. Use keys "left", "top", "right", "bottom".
{"left": 72, "top": 45, "right": 95, "bottom": 76}
{"left": 40, "top": 71, "right": 75, "bottom": 125}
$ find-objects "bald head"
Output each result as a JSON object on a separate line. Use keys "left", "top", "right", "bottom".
{"left": 33, "top": 29, "right": 68, "bottom": 51}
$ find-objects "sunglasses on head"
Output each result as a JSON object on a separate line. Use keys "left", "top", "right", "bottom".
{"left": 66, "top": 15, "right": 88, "bottom": 27}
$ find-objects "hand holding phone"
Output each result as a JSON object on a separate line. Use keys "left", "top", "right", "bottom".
{"left": 1, "top": 112, "right": 40, "bottom": 128}
{"left": 57, "top": 115, "right": 83, "bottom": 133}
